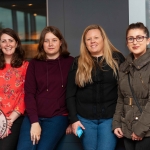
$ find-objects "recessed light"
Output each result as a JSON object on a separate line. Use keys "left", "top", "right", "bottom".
{"left": 12, "top": 4, "right": 16, "bottom": 7}
{"left": 28, "top": 4, "right": 33, "bottom": 6}
{"left": 33, "top": 13, "right": 37, "bottom": 16}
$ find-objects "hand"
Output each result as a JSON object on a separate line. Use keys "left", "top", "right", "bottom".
{"left": 1, "top": 128, "right": 11, "bottom": 139}
{"left": 131, "top": 132, "right": 142, "bottom": 141}
{"left": 6, "top": 117, "right": 13, "bottom": 129}
{"left": 30, "top": 122, "right": 41, "bottom": 145}
{"left": 114, "top": 128, "right": 123, "bottom": 138}
{"left": 66, "top": 124, "right": 73, "bottom": 134}
{"left": 72, "top": 121, "right": 85, "bottom": 136}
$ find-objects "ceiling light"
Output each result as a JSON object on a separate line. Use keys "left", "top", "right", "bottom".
{"left": 12, "top": 4, "right": 16, "bottom": 7}
{"left": 33, "top": 13, "right": 37, "bottom": 16}
{"left": 28, "top": 4, "right": 33, "bottom": 6}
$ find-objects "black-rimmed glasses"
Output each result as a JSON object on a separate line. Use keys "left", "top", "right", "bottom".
{"left": 126, "top": 35, "right": 147, "bottom": 43}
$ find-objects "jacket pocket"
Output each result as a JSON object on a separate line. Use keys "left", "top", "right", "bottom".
{"left": 121, "top": 115, "right": 132, "bottom": 132}
{"left": 122, "top": 109, "right": 141, "bottom": 132}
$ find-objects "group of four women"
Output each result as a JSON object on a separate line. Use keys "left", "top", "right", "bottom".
{"left": 0, "top": 22, "right": 149, "bottom": 150}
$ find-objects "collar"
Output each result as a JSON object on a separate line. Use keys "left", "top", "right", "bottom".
{"left": 120, "top": 49, "right": 150, "bottom": 72}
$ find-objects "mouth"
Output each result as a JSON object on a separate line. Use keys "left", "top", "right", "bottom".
{"left": 5, "top": 48, "right": 12, "bottom": 51}
{"left": 91, "top": 45, "right": 97, "bottom": 48}
{"left": 132, "top": 46, "right": 139, "bottom": 49}
{"left": 48, "top": 47, "right": 54, "bottom": 49}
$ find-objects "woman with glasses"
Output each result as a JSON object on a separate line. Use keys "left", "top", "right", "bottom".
{"left": 113, "top": 22, "right": 150, "bottom": 150}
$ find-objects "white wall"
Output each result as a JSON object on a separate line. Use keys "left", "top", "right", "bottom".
{"left": 129, "top": 0, "right": 146, "bottom": 25}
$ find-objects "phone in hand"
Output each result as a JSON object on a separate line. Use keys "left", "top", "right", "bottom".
{"left": 76, "top": 126, "right": 83, "bottom": 138}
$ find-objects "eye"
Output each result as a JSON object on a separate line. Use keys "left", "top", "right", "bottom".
{"left": 53, "top": 39, "right": 57, "bottom": 42}
{"left": 9, "top": 39, "right": 14, "bottom": 42}
{"left": 1, "top": 40, "right": 5, "bottom": 43}
{"left": 136, "top": 36, "right": 143, "bottom": 40}
{"left": 127, "top": 37, "right": 133, "bottom": 42}
{"left": 44, "top": 40, "right": 48, "bottom": 42}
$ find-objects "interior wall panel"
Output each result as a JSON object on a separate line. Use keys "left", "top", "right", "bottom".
{"left": 48, "top": 0, "right": 129, "bottom": 56}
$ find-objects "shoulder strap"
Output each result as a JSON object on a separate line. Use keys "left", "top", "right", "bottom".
{"left": 128, "top": 73, "right": 142, "bottom": 113}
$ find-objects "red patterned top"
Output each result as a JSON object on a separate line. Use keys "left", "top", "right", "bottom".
{"left": 0, "top": 61, "right": 29, "bottom": 116}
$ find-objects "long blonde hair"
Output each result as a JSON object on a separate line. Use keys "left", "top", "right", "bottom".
{"left": 75, "top": 24, "right": 120, "bottom": 87}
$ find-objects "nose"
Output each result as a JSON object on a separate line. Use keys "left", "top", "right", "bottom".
{"left": 48, "top": 41, "right": 53, "bottom": 46}
{"left": 5, "top": 41, "right": 10, "bottom": 46}
{"left": 133, "top": 38, "right": 137, "bottom": 44}
{"left": 91, "top": 38, "right": 95, "bottom": 43}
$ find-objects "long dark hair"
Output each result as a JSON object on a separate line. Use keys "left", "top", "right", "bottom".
{"left": 35, "top": 26, "right": 70, "bottom": 60}
{"left": 0, "top": 28, "right": 25, "bottom": 69}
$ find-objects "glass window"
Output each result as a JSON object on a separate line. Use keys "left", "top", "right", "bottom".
{"left": 16, "top": 11, "right": 25, "bottom": 40}
{"left": 0, "top": 1, "right": 47, "bottom": 59}
{"left": 0, "top": 7, "right": 13, "bottom": 29}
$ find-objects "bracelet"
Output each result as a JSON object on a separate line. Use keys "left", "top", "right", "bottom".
{"left": 13, "top": 110, "right": 21, "bottom": 116}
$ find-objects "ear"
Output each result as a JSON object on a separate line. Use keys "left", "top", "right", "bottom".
{"left": 60, "top": 40, "right": 62, "bottom": 46}
{"left": 15, "top": 42, "right": 18, "bottom": 48}
{"left": 147, "top": 38, "right": 150, "bottom": 45}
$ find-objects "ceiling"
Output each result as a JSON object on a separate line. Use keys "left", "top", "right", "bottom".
{"left": 0, "top": 0, "right": 46, "bottom": 16}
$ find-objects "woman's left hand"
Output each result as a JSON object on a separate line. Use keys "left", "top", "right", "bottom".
{"left": 66, "top": 124, "right": 73, "bottom": 134}
{"left": 1, "top": 128, "right": 11, "bottom": 139}
{"left": 6, "top": 117, "right": 13, "bottom": 129}
{"left": 131, "top": 132, "right": 142, "bottom": 141}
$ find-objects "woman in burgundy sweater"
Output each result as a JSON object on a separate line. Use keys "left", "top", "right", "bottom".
{"left": 17, "top": 26, "right": 74, "bottom": 150}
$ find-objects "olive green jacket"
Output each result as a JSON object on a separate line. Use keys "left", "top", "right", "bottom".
{"left": 113, "top": 49, "right": 150, "bottom": 139}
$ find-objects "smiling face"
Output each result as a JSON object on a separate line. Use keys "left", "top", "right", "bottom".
{"left": 0, "top": 33, "right": 18, "bottom": 58}
{"left": 127, "top": 29, "right": 150, "bottom": 59}
{"left": 43, "top": 32, "right": 62, "bottom": 59}
{"left": 85, "top": 29, "right": 104, "bottom": 57}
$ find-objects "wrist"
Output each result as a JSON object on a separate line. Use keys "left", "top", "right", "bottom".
{"left": 31, "top": 122, "right": 40, "bottom": 126}
{"left": 13, "top": 110, "right": 21, "bottom": 116}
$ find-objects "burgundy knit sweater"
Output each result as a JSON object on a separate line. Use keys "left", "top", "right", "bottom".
{"left": 24, "top": 56, "right": 74, "bottom": 124}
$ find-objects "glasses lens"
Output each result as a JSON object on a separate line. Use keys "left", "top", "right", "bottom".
{"left": 136, "top": 36, "right": 144, "bottom": 42}
{"left": 127, "top": 37, "right": 133, "bottom": 43}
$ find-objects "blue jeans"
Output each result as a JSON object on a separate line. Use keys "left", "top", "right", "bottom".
{"left": 17, "top": 115, "right": 68, "bottom": 150}
{"left": 78, "top": 115, "right": 117, "bottom": 150}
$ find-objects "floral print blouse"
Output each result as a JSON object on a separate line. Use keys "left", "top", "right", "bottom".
{"left": 0, "top": 61, "right": 29, "bottom": 117}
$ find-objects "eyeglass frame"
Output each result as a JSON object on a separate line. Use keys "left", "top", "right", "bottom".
{"left": 126, "top": 35, "right": 148, "bottom": 43}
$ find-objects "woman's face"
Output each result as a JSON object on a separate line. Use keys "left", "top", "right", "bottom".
{"left": 43, "top": 32, "right": 62, "bottom": 59}
{"left": 85, "top": 29, "right": 104, "bottom": 57}
{"left": 126, "top": 29, "right": 150, "bottom": 59}
{"left": 0, "top": 34, "right": 17, "bottom": 58}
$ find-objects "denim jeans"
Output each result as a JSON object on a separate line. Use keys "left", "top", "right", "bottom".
{"left": 17, "top": 115, "right": 68, "bottom": 150}
{"left": 77, "top": 115, "right": 117, "bottom": 150}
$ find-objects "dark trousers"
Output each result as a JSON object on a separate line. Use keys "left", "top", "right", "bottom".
{"left": 0, "top": 116, "right": 24, "bottom": 150}
{"left": 124, "top": 137, "right": 150, "bottom": 150}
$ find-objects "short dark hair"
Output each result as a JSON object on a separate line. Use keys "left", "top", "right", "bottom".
{"left": 0, "top": 28, "right": 25, "bottom": 69}
{"left": 126, "top": 22, "right": 149, "bottom": 38}
{"left": 35, "top": 26, "right": 70, "bottom": 60}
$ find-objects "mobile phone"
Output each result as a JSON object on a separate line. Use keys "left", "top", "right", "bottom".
{"left": 76, "top": 126, "right": 83, "bottom": 138}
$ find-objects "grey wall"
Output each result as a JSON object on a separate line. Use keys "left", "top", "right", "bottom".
{"left": 47, "top": 0, "right": 129, "bottom": 57}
